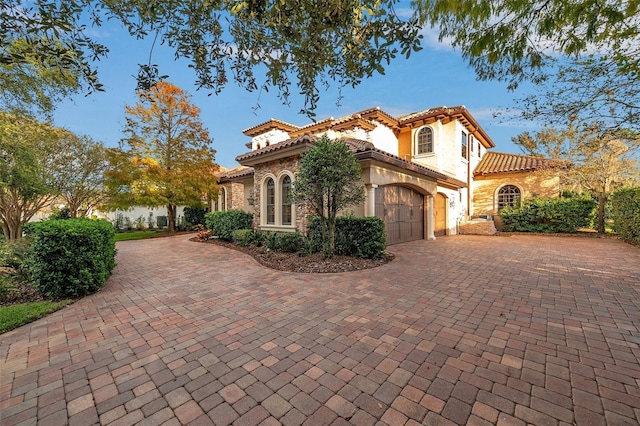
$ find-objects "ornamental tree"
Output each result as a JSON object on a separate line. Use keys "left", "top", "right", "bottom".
{"left": 0, "top": 112, "right": 67, "bottom": 241}
{"left": 56, "top": 133, "right": 109, "bottom": 218}
{"left": 105, "top": 82, "right": 218, "bottom": 233}
{"left": 292, "top": 137, "right": 364, "bottom": 258}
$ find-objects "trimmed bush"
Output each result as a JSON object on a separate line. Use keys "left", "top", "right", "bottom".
{"left": 27, "top": 219, "right": 116, "bottom": 298}
{"left": 274, "top": 232, "right": 305, "bottom": 253}
{"left": 499, "top": 196, "right": 596, "bottom": 233}
{"left": 611, "top": 187, "right": 640, "bottom": 246}
{"left": 184, "top": 205, "right": 207, "bottom": 227}
{"left": 205, "top": 210, "right": 253, "bottom": 241}
{"left": 308, "top": 216, "right": 386, "bottom": 259}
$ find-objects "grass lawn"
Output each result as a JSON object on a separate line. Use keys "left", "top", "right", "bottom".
{"left": 0, "top": 300, "right": 71, "bottom": 333}
{"left": 115, "top": 230, "right": 164, "bottom": 241}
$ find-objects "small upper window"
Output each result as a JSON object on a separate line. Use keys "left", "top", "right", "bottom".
{"left": 470, "top": 135, "right": 474, "bottom": 153}
{"left": 416, "top": 127, "right": 433, "bottom": 154}
{"left": 461, "top": 131, "right": 468, "bottom": 160}
{"left": 477, "top": 142, "right": 481, "bottom": 155}
{"left": 497, "top": 185, "right": 521, "bottom": 210}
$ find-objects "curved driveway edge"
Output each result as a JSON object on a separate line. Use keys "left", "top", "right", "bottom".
{"left": 1, "top": 234, "right": 640, "bottom": 425}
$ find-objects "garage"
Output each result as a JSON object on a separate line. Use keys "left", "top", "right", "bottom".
{"left": 374, "top": 185, "right": 424, "bottom": 245}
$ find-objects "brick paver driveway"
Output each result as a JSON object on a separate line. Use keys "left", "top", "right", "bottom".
{"left": 1, "top": 235, "right": 640, "bottom": 425}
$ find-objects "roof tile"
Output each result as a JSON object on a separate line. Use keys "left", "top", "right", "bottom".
{"left": 474, "top": 151, "right": 568, "bottom": 176}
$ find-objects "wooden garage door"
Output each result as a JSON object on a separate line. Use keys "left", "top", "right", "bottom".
{"left": 374, "top": 185, "right": 424, "bottom": 245}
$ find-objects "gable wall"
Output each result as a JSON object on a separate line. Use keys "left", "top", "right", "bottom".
{"left": 473, "top": 171, "right": 561, "bottom": 215}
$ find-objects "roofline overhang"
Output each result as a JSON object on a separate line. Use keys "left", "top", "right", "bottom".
{"left": 236, "top": 140, "right": 314, "bottom": 166}
{"left": 400, "top": 107, "right": 496, "bottom": 148}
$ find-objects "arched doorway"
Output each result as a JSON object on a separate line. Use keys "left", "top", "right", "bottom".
{"left": 434, "top": 193, "right": 447, "bottom": 236}
{"left": 375, "top": 185, "right": 424, "bottom": 245}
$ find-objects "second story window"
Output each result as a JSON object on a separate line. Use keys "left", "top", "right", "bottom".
{"left": 416, "top": 127, "right": 433, "bottom": 155}
{"left": 461, "top": 131, "right": 468, "bottom": 160}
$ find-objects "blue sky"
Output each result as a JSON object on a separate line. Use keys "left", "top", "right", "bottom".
{"left": 53, "top": 16, "right": 540, "bottom": 169}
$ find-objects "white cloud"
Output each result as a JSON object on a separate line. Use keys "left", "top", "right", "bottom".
{"left": 418, "top": 26, "right": 455, "bottom": 51}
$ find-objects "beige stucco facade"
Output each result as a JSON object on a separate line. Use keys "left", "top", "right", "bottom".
{"left": 473, "top": 171, "right": 561, "bottom": 215}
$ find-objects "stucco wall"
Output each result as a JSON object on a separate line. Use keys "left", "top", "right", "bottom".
{"left": 368, "top": 123, "right": 399, "bottom": 156}
{"left": 473, "top": 171, "right": 561, "bottom": 215}
{"left": 252, "top": 129, "right": 290, "bottom": 150}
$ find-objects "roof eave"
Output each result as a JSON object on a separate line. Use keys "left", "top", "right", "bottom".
{"left": 236, "top": 141, "right": 314, "bottom": 166}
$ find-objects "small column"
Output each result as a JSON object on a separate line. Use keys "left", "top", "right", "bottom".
{"left": 426, "top": 194, "right": 436, "bottom": 240}
{"left": 364, "top": 184, "right": 378, "bottom": 217}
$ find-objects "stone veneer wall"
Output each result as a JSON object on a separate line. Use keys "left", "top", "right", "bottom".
{"left": 229, "top": 183, "right": 245, "bottom": 210}
{"left": 252, "top": 155, "right": 311, "bottom": 233}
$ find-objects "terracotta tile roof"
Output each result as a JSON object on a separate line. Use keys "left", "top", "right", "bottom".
{"left": 356, "top": 107, "right": 399, "bottom": 128}
{"left": 218, "top": 166, "right": 254, "bottom": 180}
{"left": 397, "top": 105, "right": 465, "bottom": 123}
{"left": 397, "top": 105, "right": 495, "bottom": 148}
{"left": 474, "top": 151, "right": 568, "bottom": 176}
{"left": 242, "top": 118, "right": 300, "bottom": 137}
{"left": 236, "top": 134, "right": 317, "bottom": 163}
{"left": 234, "top": 134, "right": 461, "bottom": 186}
{"left": 342, "top": 138, "right": 375, "bottom": 152}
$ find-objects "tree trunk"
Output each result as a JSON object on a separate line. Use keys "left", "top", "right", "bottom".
{"left": 597, "top": 194, "right": 606, "bottom": 234}
{"left": 5, "top": 220, "right": 23, "bottom": 241}
{"left": 1, "top": 221, "right": 9, "bottom": 242}
{"left": 167, "top": 204, "right": 177, "bottom": 233}
{"left": 327, "top": 216, "right": 336, "bottom": 260}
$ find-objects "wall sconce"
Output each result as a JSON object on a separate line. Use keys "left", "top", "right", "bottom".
{"left": 247, "top": 191, "right": 255, "bottom": 206}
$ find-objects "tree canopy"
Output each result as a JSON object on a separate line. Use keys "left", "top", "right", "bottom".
{"left": 0, "top": 112, "right": 67, "bottom": 241}
{"left": 416, "top": 1, "right": 640, "bottom": 132}
{"left": 56, "top": 133, "right": 109, "bottom": 218}
{"left": 418, "top": 1, "right": 640, "bottom": 88}
{"left": 2, "top": 0, "right": 422, "bottom": 116}
{"left": 105, "top": 82, "right": 218, "bottom": 233}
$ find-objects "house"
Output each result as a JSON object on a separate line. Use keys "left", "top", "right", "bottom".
{"left": 216, "top": 106, "right": 563, "bottom": 245}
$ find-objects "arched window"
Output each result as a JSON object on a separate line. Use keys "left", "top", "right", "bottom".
{"left": 497, "top": 185, "right": 521, "bottom": 210}
{"left": 416, "top": 127, "right": 433, "bottom": 154}
{"left": 266, "top": 178, "right": 275, "bottom": 224}
{"left": 281, "top": 175, "right": 292, "bottom": 225}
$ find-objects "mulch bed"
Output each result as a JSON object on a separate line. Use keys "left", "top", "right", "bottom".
{"left": 194, "top": 238, "right": 394, "bottom": 273}
{"left": 0, "top": 273, "right": 46, "bottom": 306}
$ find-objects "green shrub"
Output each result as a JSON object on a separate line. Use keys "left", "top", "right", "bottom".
{"left": 135, "top": 215, "right": 146, "bottom": 231}
{"left": 205, "top": 210, "right": 253, "bottom": 241}
{"left": 611, "top": 187, "right": 640, "bottom": 246}
{"left": 49, "top": 207, "right": 72, "bottom": 220}
{"left": 233, "top": 229, "right": 254, "bottom": 246}
{"left": 184, "top": 205, "right": 207, "bottom": 227}
{"left": 264, "top": 231, "right": 278, "bottom": 251}
{"left": 27, "top": 219, "right": 116, "bottom": 298}
{"left": 500, "top": 196, "right": 596, "bottom": 233}
{"left": 308, "top": 216, "right": 386, "bottom": 259}
{"left": 273, "top": 232, "right": 304, "bottom": 253}
{"left": 0, "top": 239, "right": 32, "bottom": 282}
